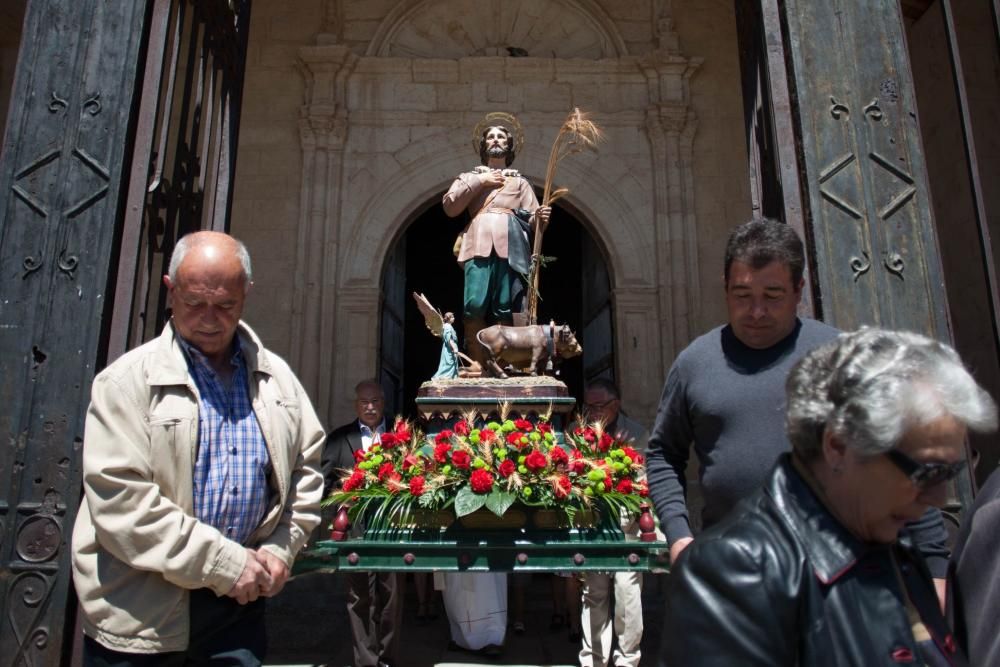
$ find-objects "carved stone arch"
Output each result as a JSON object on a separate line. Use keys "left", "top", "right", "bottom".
{"left": 366, "top": 0, "right": 629, "bottom": 59}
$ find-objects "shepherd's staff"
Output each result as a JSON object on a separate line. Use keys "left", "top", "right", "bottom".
{"left": 526, "top": 108, "right": 603, "bottom": 325}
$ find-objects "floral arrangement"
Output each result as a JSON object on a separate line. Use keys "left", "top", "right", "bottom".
{"left": 326, "top": 409, "right": 648, "bottom": 528}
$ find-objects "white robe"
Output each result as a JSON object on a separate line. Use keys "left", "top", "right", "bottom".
{"left": 441, "top": 572, "right": 508, "bottom": 649}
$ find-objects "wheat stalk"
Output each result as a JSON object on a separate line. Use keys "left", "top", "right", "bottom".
{"left": 528, "top": 108, "right": 603, "bottom": 324}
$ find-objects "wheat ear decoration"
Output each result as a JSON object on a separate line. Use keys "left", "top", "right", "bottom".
{"left": 528, "top": 108, "right": 603, "bottom": 324}
{"left": 541, "top": 108, "right": 603, "bottom": 206}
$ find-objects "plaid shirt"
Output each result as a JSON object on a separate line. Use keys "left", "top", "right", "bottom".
{"left": 181, "top": 336, "right": 271, "bottom": 546}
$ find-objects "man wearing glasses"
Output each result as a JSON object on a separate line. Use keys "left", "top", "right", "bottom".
{"left": 645, "top": 218, "right": 950, "bottom": 599}
{"left": 321, "top": 380, "right": 401, "bottom": 667}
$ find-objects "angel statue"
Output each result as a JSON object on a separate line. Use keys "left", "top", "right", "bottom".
{"left": 413, "top": 292, "right": 477, "bottom": 379}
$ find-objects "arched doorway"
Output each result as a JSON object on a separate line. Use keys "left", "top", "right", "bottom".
{"left": 379, "top": 193, "right": 614, "bottom": 419}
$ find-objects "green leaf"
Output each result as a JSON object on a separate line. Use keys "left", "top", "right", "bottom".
{"left": 454, "top": 486, "right": 487, "bottom": 517}
{"left": 485, "top": 490, "right": 517, "bottom": 517}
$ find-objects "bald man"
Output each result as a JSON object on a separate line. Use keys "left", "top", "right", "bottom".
{"left": 72, "top": 231, "right": 325, "bottom": 665}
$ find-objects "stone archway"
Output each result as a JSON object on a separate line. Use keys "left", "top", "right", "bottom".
{"left": 292, "top": 3, "right": 702, "bottom": 427}
{"left": 380, "top": 191, "right": 615, "bottom": 417}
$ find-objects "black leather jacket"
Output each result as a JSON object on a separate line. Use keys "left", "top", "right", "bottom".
{"left": 663, "top": 455, "right": 963, "bottom": 666}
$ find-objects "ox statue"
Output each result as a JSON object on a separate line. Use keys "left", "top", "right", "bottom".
{"left": 476, "top": 322, "right": 582, "bottom": 378}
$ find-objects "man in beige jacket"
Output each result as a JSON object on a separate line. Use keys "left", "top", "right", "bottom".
{"left": 72, "top": 232, "right": 324, "bottom": 665}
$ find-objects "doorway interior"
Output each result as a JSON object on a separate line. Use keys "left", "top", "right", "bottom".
{"left": 379, "top": 192, "right": 613, "bottom": 420}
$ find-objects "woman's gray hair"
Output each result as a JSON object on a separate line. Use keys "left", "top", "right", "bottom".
{"left": 167, "top": 233, "right": 253, "bottom": 285}
{"left": 786, "top": 328, "right": 997, "bottom": 460}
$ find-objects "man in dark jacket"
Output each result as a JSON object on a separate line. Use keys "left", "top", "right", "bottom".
{"left": 949, "top": 468, "right": 1000, "bottom": 665}
{"left": 321, "top": 380, "right": 401, "bottom": 667}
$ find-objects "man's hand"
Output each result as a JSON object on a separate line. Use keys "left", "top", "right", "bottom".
{"left": 227, "top": 549, "right": 273, "bottom": 605}
{"left": 669, "top": 537, "right": 694, "bottom": 565}
{"left": 534, "top": 205, "right": 551, "bottom": 229}
{"left": 257, "top": 549, "right": 291, "bottom": 598}
{"left": 478, "top": 170, "right": 505, "bottom": 188}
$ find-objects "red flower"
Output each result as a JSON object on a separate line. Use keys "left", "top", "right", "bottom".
{"left": 451, "top": 450, "right": 471, "bottom": 469}
{"left": 352, "top": 449, "right": 366, "bottom": 463}
{"left": 342, "top": 470, "right": 365, "bottom": 492}
{"left": 638, "top": 480, "right": 649, "bottom": 497}
{"left": 470, "top": 469, "right": 494, "bottom": 494}
{"left": 409, "top": 475, "right": 426, "bottom": 496}
{"left": 435, "top": 430, "right": 454, "bottom": 445}
{"left": 514, "top": 418, "right": 533, "bottom": 431}
{"left": 598, "top": 433, "right": 614, "bottom": 452}
{"left": 379, "top": 432, "right": 397, "bottom": 447}
{"left": 569, "top": 449, "right": 586, "bottom": 474}
{"left": 615, "top": 479, "right": 633, "bottom": 494}
{"left": 506, "top": 431, "right": 524, "bottom": 447}
{"left": 454, "top": 420, "right": 470, "bottom": 436}
{"left": 434, "top": 442, "right": 452, "bottom": 464}
{"left": 498, "top": 459, "right": 516, "bottom": 478}
{"left": 549, "top": 446, "right": 569, "bottom": 466}
{"left": 603, "top": 476, "right": 612, "bottom": 492}
{"left": 394, "top": 425, "right": 412, "bottom": 442}
{"left": 537, "top": 422, "right": 553, "bottom": 434}
{"left": 575, "top": 427, "right": 596, "bottom": 444}
{"left": 553, "top": 475, "right": 572, "bottom": 499}
{"left": 524, "top": 449, "right": 548, "bottom": 473}
{"left": 480, "top": 428, "right": 497, "bottom": 444}
{"left": 377, "top": 462, "right": 396, "bottom": 481}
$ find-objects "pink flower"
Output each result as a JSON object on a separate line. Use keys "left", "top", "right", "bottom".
{"left": 409, "top": 475, "right": 426, "bottom": 496}
{"left": 387, "top": 472, "right": 403, "bottom": 494}
{"left": 524, "top": 449, "right": 548, "bottom": 473}
{"left": 470, "top": 469, "right": 494, "bottom": 494}
{"left": 451, "top": 450, "right": 471, "bottom": 470}
{"left": 401, "top": 453, "right": 419, "bottom": 471}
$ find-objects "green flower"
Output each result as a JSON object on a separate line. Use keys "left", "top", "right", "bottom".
{"left": 487, "top": 421, "right": 502, "bottom": 431}
{"left": 522, "top": 486, "right": 533, "bottom": 497}
{"left": 529, "top": 432, "right": 541, "bottom": 442}
{"left": 501, "top": 420, "right": 516, "bottom": 433}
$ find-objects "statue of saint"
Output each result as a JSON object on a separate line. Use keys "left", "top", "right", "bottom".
{"left": 443, "top": 112, "right": 551, "bottom": 365}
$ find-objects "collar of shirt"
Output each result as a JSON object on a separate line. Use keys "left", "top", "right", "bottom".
{"left": 177, "top": 332, "right": 244, "bottom": 375}
{"left": 358, "top": 419, "right": 386, "bottom": 451}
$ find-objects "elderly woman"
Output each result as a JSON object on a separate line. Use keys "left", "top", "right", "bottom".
{"left": 662, "top": 328, "right": 997, "bottom": 666}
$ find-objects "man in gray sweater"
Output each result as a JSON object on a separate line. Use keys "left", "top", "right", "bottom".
{"left": 645, "top": 219, "right": 950, "bottom": 589}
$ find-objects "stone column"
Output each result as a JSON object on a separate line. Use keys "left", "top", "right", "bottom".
{"left": 294, "top": 45, "right": 355, "bottom": 420}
